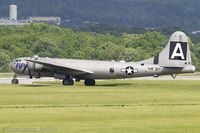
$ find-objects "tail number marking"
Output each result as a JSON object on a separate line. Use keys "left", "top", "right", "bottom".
{"left": 169, "top": 42, "right": 187, "bottom": 60}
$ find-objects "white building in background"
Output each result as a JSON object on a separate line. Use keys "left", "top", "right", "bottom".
{"left": 28, "top": 17, "right": 61, "bottom": 25}
{"left": 9, "top": 5, "right": 17, "bottom": 21}
{"left": 0, "top": 5, "right": 61, "bottom": 26}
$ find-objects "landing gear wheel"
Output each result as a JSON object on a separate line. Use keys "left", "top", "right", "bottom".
{"left": 84, "top": 79, "right": 96, "bottom": 86}
{"left": 62, "top": 79, "right": 74, "bottom": 86}
{"left": 11, "top": 78, "right": 19, "bottom": 84}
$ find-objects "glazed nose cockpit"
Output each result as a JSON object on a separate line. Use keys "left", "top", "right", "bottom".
{"left": 10, "top": 58, "right": 28, "bottom": 74}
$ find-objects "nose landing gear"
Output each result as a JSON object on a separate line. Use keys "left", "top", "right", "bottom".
{"left": 11, "top": 75, "right": 19, "bottom": 84}
{"left": 11, "top": 78, "right": 19, "bottom": 84}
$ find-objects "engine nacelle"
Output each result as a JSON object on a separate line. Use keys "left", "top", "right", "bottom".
{"left": 28, "top": 62, "right": 43, "bottom": 72}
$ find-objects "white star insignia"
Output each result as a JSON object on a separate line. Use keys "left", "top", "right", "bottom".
{"left": 126, "top": 67, "right": 133, "bottom": 74}
{"left": 121, "top": 66, "right": 138, "bottom": 75}
{"left": 125, "top": 66, "right": 134, "bottom": 75}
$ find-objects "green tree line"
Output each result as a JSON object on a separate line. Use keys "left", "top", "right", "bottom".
{"left": 0, "top": 24, "right": 200, "bottom": 72}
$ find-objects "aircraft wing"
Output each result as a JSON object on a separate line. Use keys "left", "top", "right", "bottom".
{"left": 26, "top": 59, "right": 94, "bottom": 76}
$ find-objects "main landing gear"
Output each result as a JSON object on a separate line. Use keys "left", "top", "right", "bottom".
{"left": 62, "top": 78, "right": 74, "bottom": 86}
{"left": 84, "top": 79, "right": 96, "bottom": 86}
{"left": 62, "top": 78, "right": 96, "bottom": 86}
{"left": 11, "top": 75, "right": 19, "bottom": 84}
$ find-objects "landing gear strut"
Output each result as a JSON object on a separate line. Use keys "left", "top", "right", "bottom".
{"left": 171, "top": 74, "right": 177, "bottom": 79}
{"left": 11, "top": 75, "right": 19, "bottom": 84}
{"left": 62, "top": 78, "right": 74, "bottom": 86}
{"left": 84, "top": 79, "right": 96, "bottom": 86}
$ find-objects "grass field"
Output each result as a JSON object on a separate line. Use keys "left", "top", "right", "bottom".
{"left": 0, "top": 80, "right": 200, "bottom": 133}
{"left": 0, "top": 73, "right": 14, "bottom": 78}
{"left": 180, "top": 72, "right": 200, "bottom": 76}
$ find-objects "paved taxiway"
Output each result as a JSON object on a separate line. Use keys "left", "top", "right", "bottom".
{"left": 0, "top": 78, "right": 56, "bottom": 84}
{"left": 0, "top": 76, "right": 200, "bottom": 85}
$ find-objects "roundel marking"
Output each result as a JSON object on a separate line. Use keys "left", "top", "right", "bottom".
{"left": 125, "top": 66, "right": 134, "bottom": 75}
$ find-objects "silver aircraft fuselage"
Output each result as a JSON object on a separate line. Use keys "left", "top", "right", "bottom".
{"left": 10, "top": 58, "right": 195, "bottom": 80}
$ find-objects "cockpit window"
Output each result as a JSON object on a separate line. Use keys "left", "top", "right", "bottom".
{"left": 15, "top": 59, "right": 22, "bottom": 62}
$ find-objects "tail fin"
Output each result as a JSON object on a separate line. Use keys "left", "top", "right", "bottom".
{"left": 140, "top": 31, "right": 192, "bottom": 68}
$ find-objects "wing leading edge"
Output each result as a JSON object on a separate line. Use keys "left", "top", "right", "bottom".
{"left": 26, "top": 59, "right": 94, "bottom": 76}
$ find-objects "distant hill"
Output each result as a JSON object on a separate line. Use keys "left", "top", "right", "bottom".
{"left": 0, "top": 0, "right": 200, "bottom": 31}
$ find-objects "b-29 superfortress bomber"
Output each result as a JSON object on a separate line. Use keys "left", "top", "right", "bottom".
{"left": 10, "top": 31, "right": 195, "bottom": 86}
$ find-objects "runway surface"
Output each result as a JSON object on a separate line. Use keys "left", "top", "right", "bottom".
{"left": 0, "top": 78, "right": 56, "bottom": 85}
{"left": 0, "top": 76, "right": 200, "bottom": 85}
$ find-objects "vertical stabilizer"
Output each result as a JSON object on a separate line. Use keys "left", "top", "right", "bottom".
{"left": 159, "top": 31, "right": 191, "bottom": 67}
{"left": 139, "top": 31, "right": 192, "bottom": 68}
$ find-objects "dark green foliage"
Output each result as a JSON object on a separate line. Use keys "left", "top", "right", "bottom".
{"left": 0, "top": 51, "right": 10, "bottom": 72}
{"left": 79, "top": 24, "right": 185, "bottom": 36}
{"left": 79, "top": 23, "right": 148, "bottom": 36}
{"left": 0, "top": 24, "right": 199, "bottom": 72}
